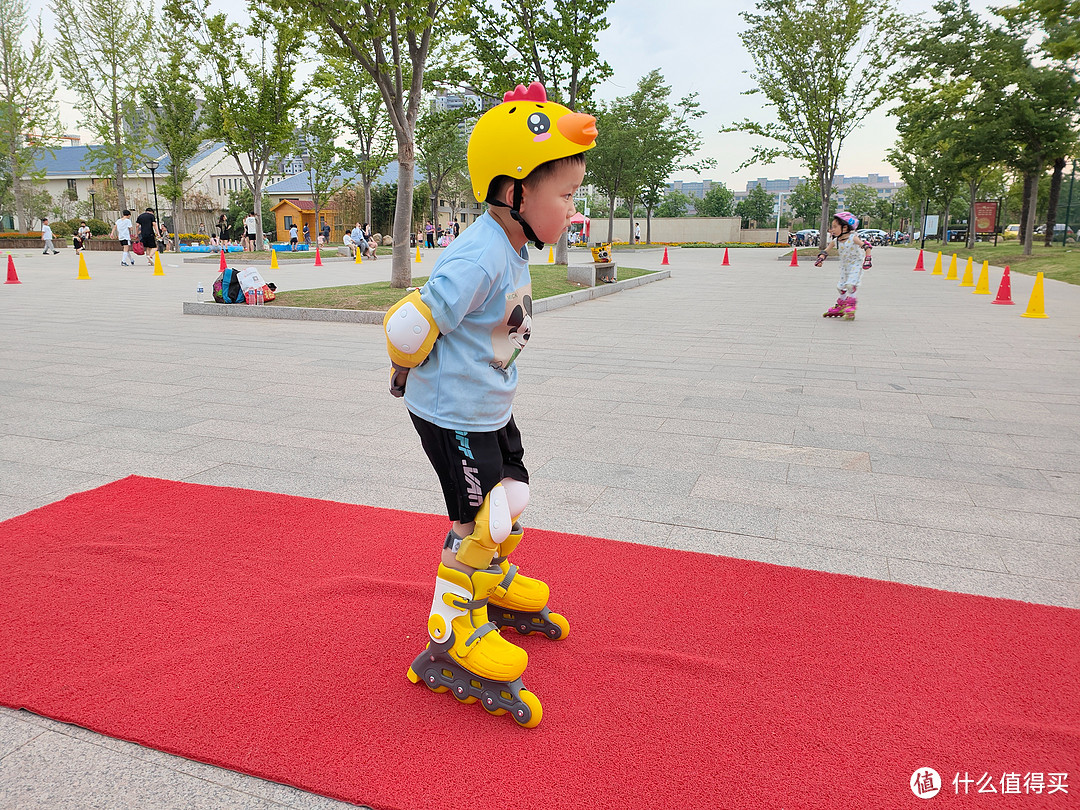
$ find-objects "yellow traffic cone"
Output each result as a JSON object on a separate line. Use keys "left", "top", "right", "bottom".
{"left": 77, "top": 253, "right": 91, "bottom": 280}
{"left": 1021, "top": 272, "right": 1048, "bottom": 318}
{"left": 973, "top": 260, "right": 991, "bottom": 294}
{"left": 270, "top": 248, "right": 279, "bottom": 270}
{"left": 959, "top": 256, "right": 974, "bottom": 287}
{"left": 945, "top": 253, "right": 958, "bottom": 280}
{"left": 415, "top": 244, "right": 421, "bottom": 262}
{"left": 153, "top": 251, "right": 165, "bottom": 276}
{"left": 354, "top": 244, "right": 362, "bottom": 264}
{"left": 931, "top": 251, "right": 943, "bottom": 275}
{"left": 547, "top": 246, "right": 554, "bottom": 263}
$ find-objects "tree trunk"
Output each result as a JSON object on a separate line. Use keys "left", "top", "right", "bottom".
{"left": 173, "top": 194, "right": 184, "bottom": 237}
{"left": 606, "top": 191, "right": 617, "bottom": 242}
{"left": 1023, "top": 168, "right": 1040, "bottom": 256}
{"left": 1019, "top": 172, "right": 1033, "bottom": 244}
{"left": 554, "top": 231, "right": 568, "bottom": 265}
{"left": 966, "top": 179, "right": 978, "bottom": 250}
{"left": 116, "top": 154, "right": 127, "bottom": 214}
{"left": 941, "top": 197, "right": 952, "bottom": 247}
{"left": 364, "top": 180, "right": 372, "bottom": 228}
{"left": 818, "top": 171, "right": 833, "bottom": 247}
{"left": 254, "top": 179, "right": 266, "bottom": 251}
{"left": 12, "top": 174, "right": 26, "bottom": 232}
{"left": 391, "top": 139, "right": 415, "bottom": 287}
{"left": 1044, "top": 156, "right": 1065, "bottom": 247}
{"left": 627, "top": 194, "right": 636, "bottom": 244}
{"left": 645, "top": 208, "right": 652, "bottom": 244}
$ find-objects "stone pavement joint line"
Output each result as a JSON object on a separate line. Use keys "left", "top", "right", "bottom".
{"left": 1, "top": 244, "right": 1079, "bottom": 807}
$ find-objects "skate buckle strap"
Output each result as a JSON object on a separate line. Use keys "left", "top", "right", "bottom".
{"left": 450, "top": 596, "right": 489, "bottom": 611}
{"left": 493, "top": 564, "right": 518, "bottom": 599}
{"left": 465, "top": 621, "right": 498, "bottom": 647}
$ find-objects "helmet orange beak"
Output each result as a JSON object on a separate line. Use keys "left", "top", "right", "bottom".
{"left": 557, "top": 112, "right": 598, "bottom": 146}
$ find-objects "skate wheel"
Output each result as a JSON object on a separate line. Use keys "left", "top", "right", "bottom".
{"left": 516, "top": 622, "right": 532, "bottom": 635}
{"left": 452, "top": 684, "right": 477, "bottom": 704}
{"left": 481, "top": 692, "right": 507, "bottom": 716}
{"left": 514, "top": 689, "right": 543, "bottom": 729}
{"left": 547, "top": 612, "right": 570, "bottom": 640}
{"left": 422, "top": 672, "right": 449, "bottom": 693}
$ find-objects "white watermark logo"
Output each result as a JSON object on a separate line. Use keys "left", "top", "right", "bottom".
{"left": 911, "top": 768, "right": 941, "bottom": 799}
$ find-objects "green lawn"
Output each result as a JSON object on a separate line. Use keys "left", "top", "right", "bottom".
{"left": 902, "top": 242, "right": 1080, "bottom": 285}
{"left": 268, "top": 265, "right": 654, "bottom": 310}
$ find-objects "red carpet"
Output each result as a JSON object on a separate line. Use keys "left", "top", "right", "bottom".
{"left": 1, "top": 476, "right": 1077, "bottom": 809}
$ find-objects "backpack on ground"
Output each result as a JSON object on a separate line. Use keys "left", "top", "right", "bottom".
{"left": 213, "top": 267, "right": 246, "bottom": 303}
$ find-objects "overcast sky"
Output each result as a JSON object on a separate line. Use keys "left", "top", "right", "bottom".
{"left": 27, "top": 0, "right": 998, "bottom": 192}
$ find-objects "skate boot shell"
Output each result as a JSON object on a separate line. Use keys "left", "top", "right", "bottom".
{"left": 486, "top": 527, "right": 570, "bottom": 640}
{"left": 842, "top": 296, "right": 857, "bottom": 320}
{"left": 407, "top": 563, "right": 542, "bottom": 727}
{"left": 823, "top": 296, "right": 847, "bottom": 318}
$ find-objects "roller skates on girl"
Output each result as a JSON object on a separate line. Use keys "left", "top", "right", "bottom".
{"left": 823, "top": 295, "right": 857, "bottom": 320}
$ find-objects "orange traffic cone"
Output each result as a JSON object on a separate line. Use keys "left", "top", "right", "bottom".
{"left": 219, "top": 249, "right": 227, "bottom": 271}
{"left": 1020, "top": 272, "right": 1048, "bottom": 318}
{"left": 314, "top": 246, "right": 323, "bottom": 267}
{"left": 789, "top": 248, "right": 799, "bottom": 267}
{"left": 5, "top": 254, "right": 20, "bottom": 284}
{"left": 722, "top": 248, "right": 730, "bottom": 266}
{"left": 991, "top": 266, "right": 1015, "bottom": 305}
{"left": 913, "top": 250, "right": 925, "bottom": 271}
{"left": 661, "top": 247, "right": 669, "bottom": 265}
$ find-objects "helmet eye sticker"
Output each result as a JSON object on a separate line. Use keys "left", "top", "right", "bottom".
{"left": 528, "top": 111, "right": 551, "bottom": 141}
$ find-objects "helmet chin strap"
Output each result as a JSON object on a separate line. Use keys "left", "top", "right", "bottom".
{"left": 488, "top": 180, "right": 545, "bottom": 250}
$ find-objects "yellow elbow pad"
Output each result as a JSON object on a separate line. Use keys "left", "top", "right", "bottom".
{"left": 383, "top": 289, "right": 439, "bottom": 368}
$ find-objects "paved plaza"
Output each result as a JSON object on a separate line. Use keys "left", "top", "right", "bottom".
{"left": 1, "top": 242, "right": 1078, "bottom": 807}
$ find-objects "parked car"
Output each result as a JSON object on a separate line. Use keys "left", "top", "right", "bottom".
{"left": 857, "top": 228, "right": 889, "bottom": 245}
{"left": 1002, "top": 224, "right": 1020, "bottom": 240}
{"left": 792, "top": 229, "right": 819, "bottom": 246}
{"left": 1034, "top": 223, "right": 1075, "bottom": 237}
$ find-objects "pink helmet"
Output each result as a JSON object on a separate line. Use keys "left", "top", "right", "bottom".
{"left": 833, "top": 211, "right": 859, "bottom": 229}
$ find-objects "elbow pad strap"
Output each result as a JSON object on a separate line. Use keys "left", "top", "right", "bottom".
{"left": 384, "top": 289, "right": 439, "bottom": 369}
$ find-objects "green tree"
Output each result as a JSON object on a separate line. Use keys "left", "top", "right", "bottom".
{"left": 311, "top": 55, "right": 395, "bottom": 228}
{"left": 723, "top": 0, "right": 902, "bottom": 237}
{"left": 297, "top": 110, "right": 346, "bottom": 242}
{"left": 224, "top": 186, "right": 275, "bottom": 239}
{"left": 51, "top": 0, "right": 152, "bottom": 215}
{"left": 0, "top": 0, "right": 63, "bottom": 231}
{"left": 194, "top": 7, "right": 304, "bottom": 251}
{"left": 842, "top": 184, "right": 880, "bottom": 226}
{"left": 143, "top": 1, "right": 203, "bottom": 235}
{"left": 736, "top": 184, "right": 774, "bottom": 227}
{"left": 696, "top": 184, "right": 735, "bottom": 217}
{"left": 655, "top": 191, "right": 691, "bottom": 218}
{"left": 787, "top": 181, "right": 822, "bottom": 225}
{"left": 996, "top": 0, "right": 1080, "bottom": 61}
{"left": 263, "top": 0, "right": 452, "bottom": 287}
{"left": 451, "top": 0, "right": 613, "bottom": 262}
{"left": 415, "top": 106, "right": 472, "bottom": 233}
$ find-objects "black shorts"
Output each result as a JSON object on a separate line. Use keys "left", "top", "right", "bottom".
{"left": 142, "top": 236, "right": 157, "bottom": 249}
{"left": 119, "top": 239, "right": 130, "bottom": 246}
{"left": 409, "top": 412, "right": 528, "bottom": 523}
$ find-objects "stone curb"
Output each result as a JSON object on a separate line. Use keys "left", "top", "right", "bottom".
{"left": 182, "top": 269, "right": 670, "bottom": 322}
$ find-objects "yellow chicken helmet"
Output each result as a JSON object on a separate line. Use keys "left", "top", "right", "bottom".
{"left": 467, "top": 82, "right": 598, "bottom": 204}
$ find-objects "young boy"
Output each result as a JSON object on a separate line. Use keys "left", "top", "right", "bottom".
{"left": 41, "top": 218, "right": 58, "bottom": 254}
{"left": 109, "top": 210, "right": 134, "bottom": 266}
{"left": 385, "top": 82, "right": 597, "bottom": 728}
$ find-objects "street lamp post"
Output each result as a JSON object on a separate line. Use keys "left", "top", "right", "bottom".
{"left": 145, "top": 159, "right": 160, "bottom": 219}
{"left": 88, "top": 186, "right": 96, "bottom": 220}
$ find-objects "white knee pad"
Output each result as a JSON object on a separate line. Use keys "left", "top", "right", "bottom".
{"left": 501, "top": 478, "right": 530, "bottom": 521}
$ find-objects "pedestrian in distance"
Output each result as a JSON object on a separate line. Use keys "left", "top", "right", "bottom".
{"left": 244, "top": 213, "right": 258, "bottom": 251}
{"left": 135, "top": 208, "right": 158, "bottom": 266}
{"left": 109, "top": 210, "right": 134, "bottom": 266}
{"left": 74, "top": 220, "right": 91, "bottom": 254}
{"left": 289, "top": 223, "right": 299, "bottom": 251}
{"left": 41, "top": 218, "right": 59, "bottom": 254}
{"left": 303, "top": 222, "right": 310, "bottom": 246}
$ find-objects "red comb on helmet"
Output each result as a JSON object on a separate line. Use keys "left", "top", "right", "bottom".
{"left": 503, "top": 82, "right": 548, "bottom": 103}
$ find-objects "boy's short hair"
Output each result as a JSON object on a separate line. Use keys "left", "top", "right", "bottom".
{"left": 122, "top": 209, "right": 131, "bottom": 216}
{"left": 486, "top": 152, "right": 586, "bottom": 203}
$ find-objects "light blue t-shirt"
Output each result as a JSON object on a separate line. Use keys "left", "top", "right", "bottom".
{"left": 404, "top": 213, "right": 532, "bottom": 432}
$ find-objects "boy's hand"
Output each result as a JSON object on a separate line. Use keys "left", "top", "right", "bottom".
{"left": 389, "top": 366, "right": 409, "bottom": 398}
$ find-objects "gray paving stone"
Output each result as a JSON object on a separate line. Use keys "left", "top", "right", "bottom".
{"left": 886, "top": 557, "right": 1080, "bottom": 608}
